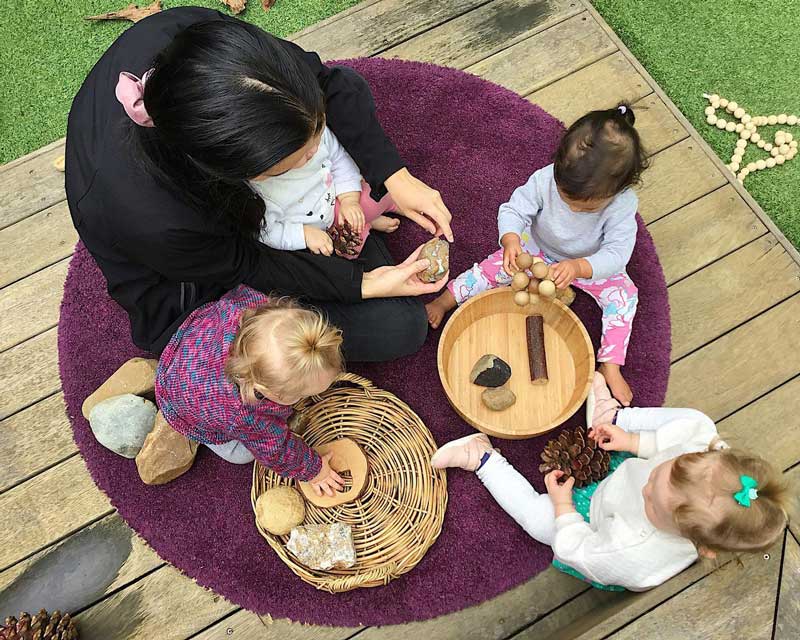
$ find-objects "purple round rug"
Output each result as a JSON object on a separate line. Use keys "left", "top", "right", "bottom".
{"left": 59, "top": 59, "right": 671, "bottom": 626}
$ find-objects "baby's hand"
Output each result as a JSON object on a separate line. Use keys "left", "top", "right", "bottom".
{"left": 309, "top": 452, "right": 345, "bottom": 497}
{"left": 550, "top": 258, "right": 591, "bottom": 289}
{"left": 588, "top": 424, "right": 638, "bottom": 454}
{"left": 337, "top": 192, "right": 365, "bottom": 233}
{"left": 545, "top": 470, "right": 575, "bottom": 512}
{"left": 304, "top": 225, "right": 334, "bottom": 256}
{"left": 501, "top": 233, "right": 523, "bottom": 275}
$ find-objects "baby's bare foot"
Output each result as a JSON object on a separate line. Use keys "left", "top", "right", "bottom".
{"left": 371, "top": 215, "right": 400, "bottom": 233}
{"left": 599, "top": 362, "right": 633, "bottom": 406}
{"left": 425, "top": 300, "right": 446, "bottom": 329}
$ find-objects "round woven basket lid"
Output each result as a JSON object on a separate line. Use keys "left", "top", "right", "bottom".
{"left": 251, "top": 374, "right": 448, "bottom": 593}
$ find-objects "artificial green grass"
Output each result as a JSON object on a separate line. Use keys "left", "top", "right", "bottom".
{"left": 0, "top": 0, "right": 360, "bottom": 164}
{"left": 593, "top": 0, "right": 800, "bottom": 248}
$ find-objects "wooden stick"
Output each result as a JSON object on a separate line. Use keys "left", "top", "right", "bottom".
{"left": 526, "top": 315, "right": 548, "bottom": 384}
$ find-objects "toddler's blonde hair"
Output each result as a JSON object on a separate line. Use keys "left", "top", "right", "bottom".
{"left": 225, "top": 298, "right": 343, "bottom": 404}
{"left": 669, "top": 447, "right": 788, "bottom": 554}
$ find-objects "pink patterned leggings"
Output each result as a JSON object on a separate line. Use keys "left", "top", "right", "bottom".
{"left": 447, "top": 238, "right": 638, "bottom": 365}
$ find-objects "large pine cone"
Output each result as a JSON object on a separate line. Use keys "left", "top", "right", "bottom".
{"left": 539, "top": 427, "right": 610, "bottom": 488}
{"left": 328, "top": 221, "right": 360, "bottom": 257}
{"left": 1, "top": 610, "right": 78, "bottom": 640}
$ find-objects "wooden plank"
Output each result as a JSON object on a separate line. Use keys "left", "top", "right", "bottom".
{"left": 0, "top": 393, "right": 74, "bottom": 493}
{"left": 0, "top": 201, "right": 77, "bottom": 288}
{"left": 355, "top": 568, "right": 585, "bottom": 640}
{"left": 0, "top": 456, "right": 112, "bottom": 571}
{"left": 0, "top": 258, "right": 69, "bottom": 352}
{"left": 528, "top": 51, "right": 650, "bottom": 126}
{"left": 0, "top": 513, "right": 160, "bottom": 616}
{"left": 0, "top": 141, "right": 66, "bottom": 230}
{"left": 0, "top": 328, "right": 60, "bottom": 421}
{"left": 669, "top": 236, "right": 800, "bottom": 360}
{"left": 606, "top": 539, "right": 781, "bottom": 639}
{"left": 785, "top": 466, "right": 800, "bottom": 541}
{"left": 665, "top": 294, "right": 800, "bottom": 421}
{"left": 636, "top": 139, "right": 727, "bottom": 225}
{"left": 379, "top": 0, "right": 582, "bottom": 69}
{"left": 648, "top": 186, "right": 767, "bottom": 286}
{"left": 467, "top": 12, "right": 616, "bottom": 96}
{"left": 74, "top": 564, "right": 233, "bottom": 640}
{"left": 292, "top": 0, "right": 487, "bottom": 60}
{"left": 193, "top": 609, "right": 355, "bottom": 640}
{"left": 631, "top": 95, "right": 689, "bottom": 157}
{"left": 775, "top": 532, "right": 800, "bottom": 640}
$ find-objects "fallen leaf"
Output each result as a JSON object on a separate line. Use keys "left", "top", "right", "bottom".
{"left": 86, "top": 0, "right": 162, "bottom": 23}
{"left": 53, "top": 155, "right": 66, "bottom": 172}
{"left": 262, "top": 0, "right": 276, "bottom": 11}
{"left": 220, "top": 0, "right": 246, "bottom": 14}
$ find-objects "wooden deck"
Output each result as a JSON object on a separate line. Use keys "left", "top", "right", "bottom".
{"left": 1, "top": 1, "right": 798, "bottom": 638}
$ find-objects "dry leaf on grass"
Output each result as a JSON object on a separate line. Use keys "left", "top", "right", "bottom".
{"left": 86, "top": 0, "right": 162, "bottom": 23}
{"left": 220, "top": 0, "right": 246, "bottom": 14}
{"left": 262, "top": 0, "right": 277, "bottom": 10}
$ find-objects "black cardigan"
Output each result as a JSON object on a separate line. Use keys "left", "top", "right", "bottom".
{"left": 65, "top": 7, "right": 405, "bottom": 353}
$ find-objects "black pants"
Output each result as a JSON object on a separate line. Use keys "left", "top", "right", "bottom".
{"left": 314, "top": 234, "right": 428, "bottom": 362}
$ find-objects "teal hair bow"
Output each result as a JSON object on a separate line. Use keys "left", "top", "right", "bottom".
{"left": 734, "top": 475, "right": 759, "bottom": 507}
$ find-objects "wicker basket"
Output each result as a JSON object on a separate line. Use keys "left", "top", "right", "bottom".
{"left": 251, "top": 373, "right": 448, "bottom": 593}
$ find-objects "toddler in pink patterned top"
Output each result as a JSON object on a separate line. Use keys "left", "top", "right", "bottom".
{"left": 155, "top": 285, "right": 346, "bottom": 497}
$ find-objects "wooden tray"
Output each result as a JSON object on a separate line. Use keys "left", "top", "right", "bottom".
{"left": 437, "top": 288, "right": 594, "bottom": 439}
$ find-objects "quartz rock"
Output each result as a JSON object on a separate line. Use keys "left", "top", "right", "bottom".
{"left": 286, "top": 523, "right": 356, "bottom": 570}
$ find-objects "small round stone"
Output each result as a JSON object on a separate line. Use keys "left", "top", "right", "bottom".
{"left": 716, "top": 118, "right": 727, "bottom": 129}
{"left": 726, "top": 101, "right": 737, "bottom": 112}
{"left": 709, "top": 94, "right": 720, "bottom": 102}
{"left": 711, "top": 99, "right": 720, "bottom": 109}
{"left": 768, "top": 115, "right": 778, "bottom": 125}
{"left": 787, "top": 115, "right": 798, "bottom": 125}
{"left": 704, "top": 106, "right": 716, "bottom": 116}
{"left": 764, "top": 143, "right": 773, "bottom": 151}
{"left": 775, "top": 133, "right": 786, "bottom": 146}
{"left": 750, "top": 133, "right": 761, "bottom": 143}
{"left": 746, "top": 162, "right": 757, "bottom": 172}
{"left": 729, "top": 162, "right": 740, "bottom": 172}
{"left": 776, "top": 155, "right": 786, "bottom": 164}
{"left": 740, "top": 130, "right": 752, "bottom": 140}
{"left": 756, "top": 160, "right": 766, "bottom": 170}
{"left": 766, "top": 158, "right": 776, "bottom": 168}
{"left": 736, "top": 123, "right": 744, "bottom": 132}
{"left": 741, "top": 114, "right": 752, "bottom": 124}
{"left": 780, "top": 144, "right": 791, "bottom": 154}
{"left": 725, "top": 121, "right": 736, "bottom": 132}
{"left": 733, "top": 107, "right": 745, "bottom": 118}
{"left": 736, "top": 139, "right": 748, "bottom": 149}
{"left": 757, "top": 139, "right": 766, "bottom": 148}
{"left": 771, "top": 147, "right": 781, "bottom": 157}
{"left": 707, "top": 115, "right": 718, "bottom": 125}
{"left": 778, "top": 114, "right": 788, "bottom": 124}
{"left": 745, "top": 121, "right": 756, "bottom": 131}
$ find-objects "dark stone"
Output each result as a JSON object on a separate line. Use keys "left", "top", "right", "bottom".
{"left": 469, "top": 354, "right": 512, "bottom": 387}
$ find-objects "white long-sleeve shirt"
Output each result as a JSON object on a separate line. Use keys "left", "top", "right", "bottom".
{"left": 552, "top": 407, "right": 723, "bottom": 591}
{"left": 249, "top": 127, "right": 363, "bottom": 251}
{"left": 496, "top": 164, "right": 638, "bottom": 280}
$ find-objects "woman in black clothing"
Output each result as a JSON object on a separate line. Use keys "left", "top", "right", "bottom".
{"left": 65, "top": 7, "right": 452, "bottom": 359}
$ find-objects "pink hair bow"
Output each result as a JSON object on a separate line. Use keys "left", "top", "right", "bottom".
{"left": 115, "top": 69, "right": 155, "bottom": 127}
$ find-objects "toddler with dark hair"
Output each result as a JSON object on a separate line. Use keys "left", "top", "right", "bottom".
{"left": 426, "top": 104, "right": 649, "bottom": 404}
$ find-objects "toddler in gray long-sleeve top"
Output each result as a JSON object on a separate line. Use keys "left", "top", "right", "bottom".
{"left": 427, "top": 104, "right": 650, "bottom": 404}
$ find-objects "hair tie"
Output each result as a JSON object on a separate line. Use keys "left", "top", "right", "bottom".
{"left": 734, "top": 474, "right": 759, "bottom": 507}
{"left": 115, "top": 69, "right": 155, "bottom": 127}
{"left": 618, "top": 105, "right": 628, "bottom": 115}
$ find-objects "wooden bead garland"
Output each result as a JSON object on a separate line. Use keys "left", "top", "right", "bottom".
{"left": 702, "top": 93, "right": 798, "bottom": 183}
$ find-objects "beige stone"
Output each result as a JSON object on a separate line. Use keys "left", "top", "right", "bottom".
{"left": 418, "top": 238, "right": 449, "bottom": 283}
{"left": 255, "top": 486, "right": 306, "bottom": 535}
{"left": 82, "top": 357, "right": 158, "bottom": 419}
{"left": 481, "top": 386, "right": 516, "bottom": 411}
{"left": 135, "top": 411, "right": 198, "bottom": 485}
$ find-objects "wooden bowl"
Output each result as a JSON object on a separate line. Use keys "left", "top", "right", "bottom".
{"left": 437, "top": 288, "right": 595, "bottom": 439}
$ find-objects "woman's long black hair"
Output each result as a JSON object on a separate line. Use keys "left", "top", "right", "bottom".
{"left": 131, "top": 20, "right": 325, "bottom": 236}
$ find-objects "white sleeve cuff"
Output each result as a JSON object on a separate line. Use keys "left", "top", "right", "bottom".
{"left": 637, "top": 432, "right": 657, "bottom": 459}
{"left": 555, "top": 512, "right": 586, "bottom": 531}
{"left": 334, "top": 180, "right": 363, "bottom": 197}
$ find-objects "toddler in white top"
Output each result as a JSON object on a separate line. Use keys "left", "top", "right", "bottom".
{"left": 249, "top": 126, "right": 399, "bottom": 257}
{"left": 431, "top": 373, "right": 788, "bottom": 591}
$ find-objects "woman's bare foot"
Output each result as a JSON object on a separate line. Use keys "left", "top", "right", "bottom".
{"left": 599, "top": 362, "right": 633, "bottom": 406}
{"left": 425, "top": 289, "right": 457, "bottom": 329}
{"left": 371, "top": 215, "right": 400, "bottom": 233}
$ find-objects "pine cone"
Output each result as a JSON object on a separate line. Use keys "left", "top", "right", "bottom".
{"left": 328, "top": 221, "right": 361, "bottom": 257}
{"left": 1, "top": 610, "right": 78, "bottom": 640}
{"left": 539, "top": 427, "right": 610, "bottom": 488}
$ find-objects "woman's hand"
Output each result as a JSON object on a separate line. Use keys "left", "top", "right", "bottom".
{"left": 545, "top": 470, "right": 576, "bottom": 516}
{"left": 384, "top": 168, "right": 454, "bottom": 242}
{"left": 309, "top": 452, "right": 345, "bottom": 497}
{"left": 304, "top": 226, "right": 334, "bottom": 256}
{"left": 550, "top": 258, "right": 592, "bottom": 289}
{"left": 361, "top": 243, "right": 449, "bottom": 299}
{"left": 337, "top": 192, "right": 366, "bottom": 233}
{"left": 588, "top": 424, "right": 639, "bottom": 454}
{"left": 501, "top": 233, "right": 523, "bottom": 275}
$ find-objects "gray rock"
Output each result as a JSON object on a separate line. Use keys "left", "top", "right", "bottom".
{"left": 470, "top": 354, "right": 512, "bottom": 387}
{"left": 89, "top": 393, "right": 158, "bottom": 458}
{"left": 482, "top": 386, "right": 517, "bottom": 411}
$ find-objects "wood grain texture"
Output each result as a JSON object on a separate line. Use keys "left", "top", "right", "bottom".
{"left": 648, "top": 186, "right": 766, "bottom": 285}
{"left": 292, "top": 0, "right": 487, "bottom": 60}
{"left": 0, "top": 141, "right": 66, "bottom": 230}
{"left": 607, "top": 539, "right": 781, "bottom": 639}
{"left": 0, "top": 456, "right": 112, "bottom": 571}
{"left": 0, "top": 258, "right": 69, "bottom": 352}
{"left": 0, "top": 393, "right": 74, "bottom": 493}
{"left": 0, "top": 201, "right": 77, "bottom": 287}
{"left": 193, "top": 610, "right": 356, "bottom": 640}
{"left": 468, "top": 12, "right": 616, "bottom": 96}
{"left": 0, "top": 513, "right": 160, "bottom": 616}
{"left": 775, "top": 532, "right": 800, "bottom": 640}
{"left": 636, "top": 139, "right": 727, "bottom": 224}
{"left": 666, "top": 294, "right": 800, "bottom": 420}
{"left": 0, "top": 328, "right": 61, "bottom": 421}
{"left": 668, "top": 236, "right": 800, "bottom": 360}
{"left": 785, "top": 465, "right": 800, "bottom": 541}
{"left": 379, "top": 0, "right": 582, "bottom": 69}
